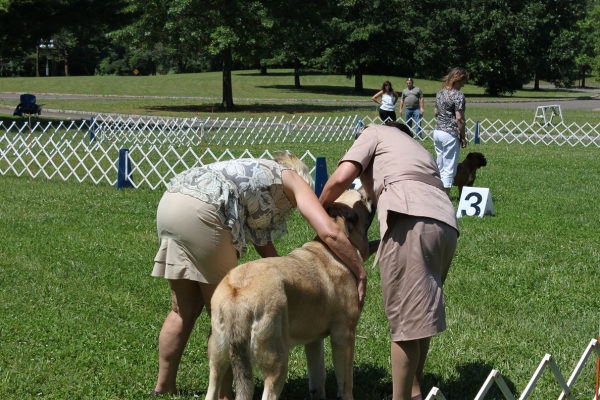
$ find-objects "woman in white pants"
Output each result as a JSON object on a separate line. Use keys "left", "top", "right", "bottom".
{"left": 433, "top": 67, "right": 469, "bottom": 196}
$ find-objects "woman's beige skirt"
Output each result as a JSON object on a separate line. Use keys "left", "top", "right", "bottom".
{"left": 378, "top": 212, "right": 458, "bottom": 341}
{"left": 152, "top": 191, "right": 238, "bottom": 284}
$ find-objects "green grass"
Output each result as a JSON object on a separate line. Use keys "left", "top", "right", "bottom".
{"left": 0, "top": 70, "right": 593, "bottom": 100}
{"left": 1, "top": 70, "right": 599, "bottom": 122}
{"left": 1, "top": 140, "right": 599, "bottom": 399}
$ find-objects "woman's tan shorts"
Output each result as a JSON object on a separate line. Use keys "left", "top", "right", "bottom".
{"left": 378, "top": 212, "right": 458, "bottom": 341}
{"left": 152, "top": 192, "right": 238, "bottom": 284}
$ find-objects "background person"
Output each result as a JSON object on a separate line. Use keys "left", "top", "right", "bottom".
{"left": 372, "top": 80, "right": 399, "bottom": 122}
{"left": 399, "top": 77, "right": 425, "bottom": 138}
{"left": 319, "top": 123, "right": 459, "bottom": 400}
{"left": 150, "top": 153, "right": 366, "bottom": 398}
{"left": 433, "top": 67, "right": 469, "bottom": 196}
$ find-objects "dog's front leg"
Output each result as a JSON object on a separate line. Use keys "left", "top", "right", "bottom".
{"left": 330, "top": 329, "right": 356, "bottom": 400}
{"left": 305, "top": 339, "right": 326, "bottom": 399}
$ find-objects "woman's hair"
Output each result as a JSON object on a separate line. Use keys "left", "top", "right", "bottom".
{"left": 442, "top": 67, "right": 469, "bottom": 88}
{"left": 381, "top": 80, "right": 393, "bottom": 92}
{"left": 273, "top": 151, "right": 314, "bottom": 189}
{"left": 384, "top": 121, "right": 414, "bottom": 138}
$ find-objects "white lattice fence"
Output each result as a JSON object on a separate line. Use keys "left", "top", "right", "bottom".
{"left": 424, "top": 338, "right": 600, "bottom": 400}
{"left": 358, "top": 116, "right": 600, "bottom": 147}
{"left": 2, "top": 114, "right": 600, "bottom": 187}
{"left": 0, "top": 124, "right": 317, "bottom": 189}
{"left": 91, "top": 114, "right": 359, "bottom": 146}
{"left": 124, "top": 147, "right": 317, "bottom": 190}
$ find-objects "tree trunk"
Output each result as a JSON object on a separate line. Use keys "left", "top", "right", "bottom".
{"left": 534, "top": 71, "right": 540, "bottom": 90}
{"left": 36, "top": 45, "right": 40, "bottom": 77}
{"left": 260, "top": 66, "right": 267, "bottom": 75}
{"left": 581, "top": 70, "right": 586, "bottom": 88}
{"left": 64, "top": 52, "right": 69, "bottom": 77}
{"left": 294, "top": 58, "right": 301, "bottom": 88}
{"left": 354, "top": 63, "right": 364, "bottom": 93}
{"left": 221, "top": 46, "right": 235, "bottom": 109}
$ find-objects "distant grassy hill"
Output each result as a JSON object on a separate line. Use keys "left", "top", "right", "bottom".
{"left": 0, "top": 69, "right": 592, "bottom": 100}
{"left": 1, "top": 70, "right": 598, "bottom": 122}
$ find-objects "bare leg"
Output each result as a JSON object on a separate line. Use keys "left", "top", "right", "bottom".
{"left": 154, "top": 279, "right": 204, "bottom": 394}
{"left": 391, "top": 338, "right": 430, "bottom": 400}
{"left": 414, "top": 337, "right": 431, "bottom": 391}
{"left": 199, "top": 282, "right": 234, "bottom": 400}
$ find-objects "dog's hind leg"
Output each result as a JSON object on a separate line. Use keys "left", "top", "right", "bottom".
{"left": 330, "top": 327, "right": 357, "bottom": 400}
{"left": 205, "top": 334, "right": 230, "bottom": 400}
{"left": 305, "top": 339, "right": 326, "bottom": 399}
{"left": 258, "top": 340, "right": 288, "bottom": 400}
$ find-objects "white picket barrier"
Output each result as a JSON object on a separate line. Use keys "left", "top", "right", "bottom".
{"left": 91, "top": 114, "right": 359, "bottom": 146}
{"left": 2, "top": 114, "right": 600, "bottom": 189}
{"left": 424, "top": 338, "right": 600, "bottom": 400}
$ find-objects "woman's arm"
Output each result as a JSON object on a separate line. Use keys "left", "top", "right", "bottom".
{"left": 282, "top": 169, "right": 367, "bottom": 309}
{"left": 371, "top": 90, "right": 384, "bottom": 104}
{"left": 393, "top": 91, "right": 399, "bottom": 104}
{"left": 456, "top": 109, "right": 467, "bottom": 148}
{"left": 254, "top": 241, "right": 278, "bottom": 258}
{"left": 319, "top": 161, "right": 362, "bottom": 210}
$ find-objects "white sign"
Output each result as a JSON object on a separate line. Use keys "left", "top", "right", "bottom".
{"left": 456, "top": 187, "right": 495, "bottom": 218}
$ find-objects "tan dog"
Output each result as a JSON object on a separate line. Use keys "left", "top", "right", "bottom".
{"left": 205, "top": 189, "right": 375, "bottom": 400}
{"left": 453, "top": 152, "right": 487, "bottom": 197}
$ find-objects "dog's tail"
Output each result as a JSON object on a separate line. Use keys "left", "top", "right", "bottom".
{"left": 217, "top": 286, "right": 255, "bottom": 399}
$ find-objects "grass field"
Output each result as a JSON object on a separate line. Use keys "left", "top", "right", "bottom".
{"left": 1, "top": 70, "right": 600, "bottom": 123}
{"left": 1, "top": 138, "right": 598, "bottom": 399}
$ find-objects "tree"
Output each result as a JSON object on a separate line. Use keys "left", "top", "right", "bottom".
{"left": 458, "top": 0, "right": 531, "bottom": 95}
{"left": 163, "top": 0, "right": 287, "bottom": 108}
{"left": 0, "top": 0, "right": 133, "bottom": 76}
{"left": 259, "top": 0, "right": 332, "bottom": 88}
{"left": 318, "top": 0, "right": 396, "bottom": 93}
{"left": 520, "top": 0, "right": 587, "bottom": 89}
{"left": 575, "top": 0, "right": 600, "bottom": 86}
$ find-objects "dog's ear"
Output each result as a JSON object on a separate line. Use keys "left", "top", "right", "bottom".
{"left": 466, "top": 152, "right": 474, "bottom": 159}
{"left": 328, "top": 203, "right": 359, "bottom": 234}
{"left": 343, "top": 208, "right": 359, "bottom": 232}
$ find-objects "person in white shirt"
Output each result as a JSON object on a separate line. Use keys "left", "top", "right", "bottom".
{"left": 372, "top": 80, "right": 399, "bottom": 122}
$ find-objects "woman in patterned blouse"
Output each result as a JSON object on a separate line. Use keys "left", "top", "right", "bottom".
{"left": 149, "top": 152, "right": 366, "bottom": 398}
{"left": 433, "top": 67, "right": 469, "bottom": 196}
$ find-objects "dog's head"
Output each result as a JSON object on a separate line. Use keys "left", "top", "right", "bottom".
{"left": 466, "top": 152, "right": 487, "bottom": 168}
{"left": 327, "top": 188, "right": 375, "bottom": 261}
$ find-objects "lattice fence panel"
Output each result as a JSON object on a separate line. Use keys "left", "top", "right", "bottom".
{"left": 424, "top": 338, "right": 599, "bottom": 400}
{"left": 3, "top": 114, "right": 600, "bottom": 188}
{"left": 125, "top": 147, "right": 317, "bottom": 190}
{"left": 91, "top": 114, "right": 359, "bottom": 146}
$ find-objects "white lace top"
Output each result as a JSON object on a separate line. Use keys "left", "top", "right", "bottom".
{"left": 166, "top": 159, "right": 295, "bottom": 257}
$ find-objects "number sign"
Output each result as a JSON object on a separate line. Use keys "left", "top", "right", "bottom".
{"left": 456, "top": 187, "right": 495, "bottom": 218}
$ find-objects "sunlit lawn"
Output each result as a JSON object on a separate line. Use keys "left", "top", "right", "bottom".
{"left": 0, "top": 138, "right": 598, "bottom": 399}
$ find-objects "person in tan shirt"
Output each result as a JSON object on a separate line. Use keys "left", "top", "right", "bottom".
{"left": 319, "top": 122, "right": 459, "bottom": 400}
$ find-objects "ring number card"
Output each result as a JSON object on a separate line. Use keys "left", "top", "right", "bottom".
{"left": 456, "top": 187, "right": 495, "bottom": 218}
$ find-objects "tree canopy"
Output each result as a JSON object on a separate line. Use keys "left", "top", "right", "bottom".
{"left": 1, "top": 0, "right": 598, "bottom": 102}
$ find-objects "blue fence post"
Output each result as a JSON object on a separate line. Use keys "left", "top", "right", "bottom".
{"left": 89, "top": 116, "right": 96, "bottom": 143}
{"left": 354, "top": 118, "right": 365, "bottom": 139}
{"left": 314, "top": 157, "right": 328, "bottom": 198}
{"left": 116, "top": 148, "right": 134, "bottom": 189}
{"left": 474, "top": 121, "right": 480, "bottom": 144}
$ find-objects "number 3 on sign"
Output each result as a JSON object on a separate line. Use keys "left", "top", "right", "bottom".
{"left": 456, "top": 187, "right": 495, "bottom": 218}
